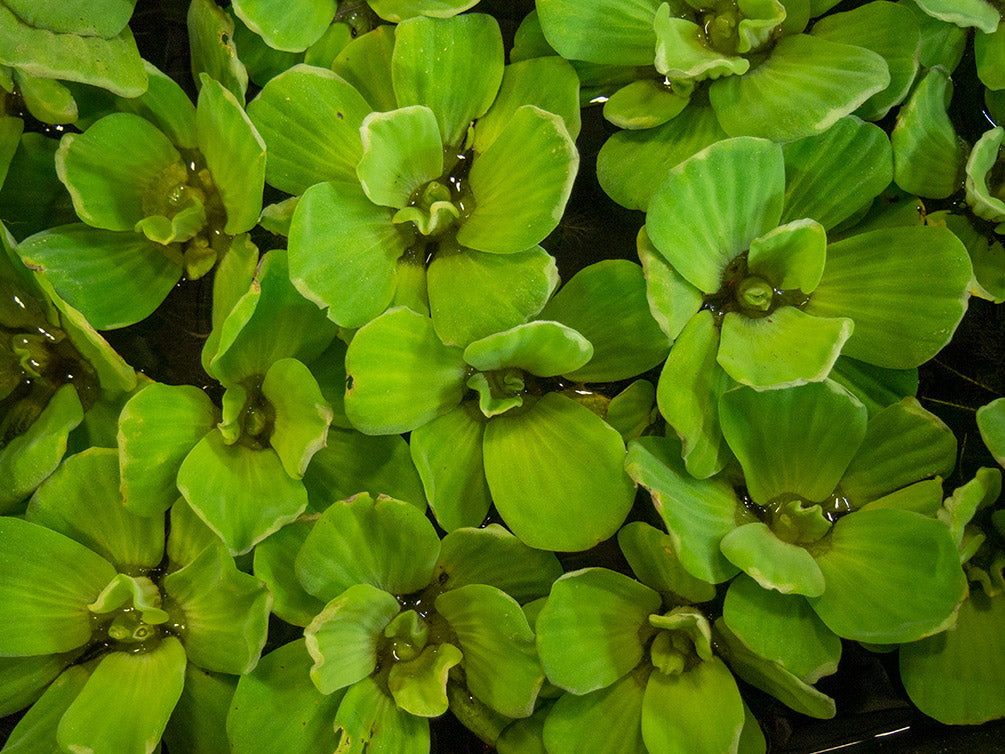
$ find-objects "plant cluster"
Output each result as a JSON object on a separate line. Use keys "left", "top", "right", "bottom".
{"left": 1, "top": 0, "right": 1003, "bottom": 752}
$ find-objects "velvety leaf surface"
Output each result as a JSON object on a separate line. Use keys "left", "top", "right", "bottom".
{"left": 617, "top": 521, "right": 717, "bottom": 604}
{"left": 0, "top": 517, "right": 115, "bottom": 655}
{"left": 391, "top": 14, "right": 504, "bottom": 148}
{"left": 118, "top": 382, "right": 218, "bottom": 517}
{"left": 357, "top": 106, "right": 444, "bottom": 209}
{"left": 483, "top": 393, "right": 636, "bottom": 552}
{"left": 177, "top": 431, "right": 308, "bottom": 555}
{"left": 457, "top": 106, "right": 577, "bottom": 254}
{"left": 536, "top": 568, "right": 660, "bottom": 695}
{"left": 247, "top": 65, "right": 372, "bottom": 194}
{"left": 626, "top": 434, "right": 746, "bottom": 583}
{"left": 719, "top": 381, "right": 867, "bottom": 504}
{"left": 808, "top": 508, "right": 967, "bottom": 643}
{"left": 296, "top": 493, "right": 441, "bottom": 600}
{"left": 646, "top": 137, "right": 785, "bottom": 294}
{"left": 27, "top": 447, "right": 164, "bottom": 570}
{"left": 227, "top": 639, "right": 345, "bottom": 753}
{"left": 163, "top": 541, "right": 271, "bottom": 675}
{"left": 805, "top": 225, "right": 971, "bottom": 369}
{"left": 17, "top": 224, "right": 182, "bottom": 329}
{"left": 437, "top": 584, "right": 544, "bottom": 718}
{"left": 56, "top": 637, "right": 186, "bottom": 754}
{"left": 542, "top": 670, "right": 647, "bottom": 754}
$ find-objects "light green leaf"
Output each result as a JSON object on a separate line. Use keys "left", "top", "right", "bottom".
{"left": 188, "top": 0, "right": 249, "bottom": 103}
{"left": 288, "top": 181, "right": 412, "bottom": 329}
{"left": 247, "top": 65, "right": 372, "bottom": 194}
{"left": 2, "top": 665, "right": 91, "bottom": 753}
{"left": 12, "top": 70, "right": 76, "bottom": 125}
{"left": 913, "top": 0, "right": 1000, "bottom": 33}
{"left": 805, "top": 225, "right": 972, "bottom": 369}
{"left": 464, "top": 320, "right": 592, "bottom": 377}
{"left": 357, "top": 106, "right": 444, "bottom": 209}
{"left": 344, "top": 307, "right": 466, "bottom": 434}
{"left": 391, "top": 14, "right": 504, "bottom": 148}
{"left": 437, "top": 584, "right": 543, "bottom": 718}
{"left": 252, "top": 518, "right": 324, "bottom": 627}
{"left": 195, "top": 74, "right": 265, "bottom": 235}
{"left": 808, "top": 508, "right": 967, "bottom": 643}
{"left": 719, "top": 381, "right": 867, "bottom": 505}
{"left": 227, "top": 639, "right": 346, "bottom": 753}
{"left": 304, "top": 583, "right": 400, "bottom": 695}
{"left": 163, "top": 541, "right": 271, "bottom": 675}
{"left": 428, "top": 244, "right": 559, "bottom": 348}
{"left": 164, "top": 664, "right": 238, "bottom": 754}
{"left": 542, "top": 670, "right": 647, "bottom": 754}
{"left": 232, "top": 0, "right": 335, "bottom": 52}
{"left": 977, "top": 397, "right": 1005, "bottom": 467}
{"left": 370, "top": 0, "right": 480, "bottom": 22}
{"left": 710, "top": 34, "right": 890, "bottom": 141}
{"left": 747, "top": 219, "right": 827, "bottom": 293}
{"left": 617, "top": 521, "right": 717, "bottom": 604}
{"left": 296, "top": 493, "right": 441, "bottom": 600}
{"left": 333, "top": 675, "right": 430, "bottom": 754}
{"left": 646, "top": 136, "right": 785, "bottom": 294}
{"left": 409, "top": 405, "right": 491, "bottom": 531}
{"left": 537, "top": 568, "right": 660, "bottom": 694}
{"left": 654, "top": 13, "right": 748, "bottom": 81}
{"left": 536, "top": 0, "right": 661, "bottom": 66}
{"left": 118, "top": 383, "right": 218, "bottom": 517}
{"left": 965, "top": 127, "right": 1005, "bottom": 223}
{"left": 57, "top": 637, "right": 186, "bottom": 754}
{"left": 457, "top": 106, "right": 578, "bottom": 254}
{"left": 166, "top": 497, "right": 224, "bottom": 571}
{"left": 720, "top": 523, "right": 826, "bottom": 597}
{"left": 641, "top": 658, "right": 745, "bottom": 754}
{"left": 387, "top": 642, "right": 461, "bottom": 717}
{"left": 976, "top": 24, "right": 1005, "bottom": 89}
{"left": 112, "top": 61, "right": 195, "bottom": 148}
{"left": 602, "top": 78, "right": 689, "bottom": 130}
{"left": 17, "top": 224, "right": 182, "bottom": 329}
{"left": 177, "top": 431, "right": 308, "bottom": 556}
{"left": 331, "top": 25, "right": 397, "bottom": 112}
{"left": 484, "top": 393, "right": 636, "bottom": 552}
{"left": 0, "top": 651, "right": 78, "bottom": 717}
{"left": 27, "top": 447, "right": 164, "bottom": 570}
{"left": 828, "top": 354, "right": 918, "bottom": 417}
{"left": 261, "top": 358, "right": 332, "bottom": 479}
{"left": 4, "top": 0, "right": 135, "bottom": 36}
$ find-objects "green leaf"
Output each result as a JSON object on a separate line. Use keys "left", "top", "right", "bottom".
{"left": 437, "top": 584, "right": 543, "bottom": 718}
{"left": 724, "top": 574, "right": 841, "bottom": 683}
{"left": 331, "top": 25, "right": 397, "bottom": 112}
{"left": 654, "top": 13, "right": 748, "bottom": 81}
{"left": 358, "top": 105, "right": 443, "bottom": 210}
{"left": 428, "top": 244, "right": 559, "bottom": 348}
{"left": 55, "top": 113, "right": 180, "bottom": 232}
{"left": 536, "top": 0, "right": 661, "bottom": 66}
{"left": 227, "top": 639, "right": 346, "bottom": 753}
{"left": 457, "top": 106, "right": 578, "bottom": 254}
{"left": 5, "top": 0, "right": 135, "bottom": 36}
{"left": 288, "top": 181, "right": 412, "bottom": 329}
{"left": 537, "top": 568, "right": 661, "bottom": 694}
{"left": 252, "top": 518, "right": 325, "bottom": 627}
{"left": 387, "top": 642, "right": 462, "bottom": 717}
{"left": 602, "top": 78, "right": 689, "bottom": 130}
{"left": 163, "top": 541, "right": 271, "bottom": 675}
{"left": 626, "top": 434, "right": 748, "bottom": 583}
{"left": 27, "top": 447, "right": 164, "bottom": 570}
{"left": 113, "top": 61, "right": 196, "bottom": 147}
{"left": 17, "top": 224, "right": 182, "bottom": 329}
{"left": 828, "top": 354, "right": 918, "bottom": 416}
{"left": 890, "top": 66, "right": 964, "bottom": 199}
{"left": 434, "top": 524, "right": 563, "bottom": 603}
{"left": 542, "top": 671, "right": 647, "bottom": 754}
{"left": 839, "top": 397, "right": 957, "bottom": 506}
{"left": 484, "top": 393, "right": 636, "bottom": 552}
{"left": 811, "top": 2, "right": 921, "bottom": 121}
{"left": 781, "top": 116, "right": 893, "bottom": 231}
{"left": 56, "top": 637, "right": 186, "bottom": 754}
{"left": 195, "top": 74, "right": 265, "bottom": 235}
{"left": 641, "top": 658, "right": 745, "bottom": 754}
{"left": 392, "top": 14, "right": 503, "bottom": 148}
{"left": 538, "top": 260, "right": 670, "bottom": 382}
{"left": 247, "top": 65, "right": 372, "bottom": 194}
{"left": 344, "top": 307, "right": 466, "bottom": 434}
{"left": 806, "top": 225, "right": 971, "bottom": 369}
{"left": 177, "top": 431, "right": 308, "bottom": 555}
{"left": 188, "top": 0, "right": 249, "bottom": 103}
{"left": 965, "top": 127, "right": 1005, "bottom": 223}
{"left": 606, "top": 380, "right": 658, "bottom": 443}
{"left": 0, "top": 651, "right": 77, "bottom": 717}
{"left": 719, "top": 381, "right": 867, "bottom": 505}
{"left": 370, "top": 0, "right": 480, "bottom": 22}
{"left": 710, "top": 34, "right": 890, "bottom": 141}
{"left": 0, "top": 384, "right": 82, "bottom": 513}
{"left": 304, "top": 427, "right": 428, "bottom": 511}
{"left": 977, "top": 397, "right": 1005, "bottom": 467}
{"left": 617, "top": 521, "right": 717, "bottom": 604}
{"left": 118, "top": 383, "right": 218, "bottom": 517}
{"left": 808, "top": 508, "right": 967, "bottom": 643}
{"left": 164, "top": 664, "right": 238, "bottom": 754}
{"left": 0, "top": 516, "right": 115, "bottom": 655}
{"left": 304, "top": 583, "right": 401, "bottom": 695}
{"left": 409, "top": 405, "right": 491, "bottom": 531}
{"left": 720, "top": 523, "right": 826, "bottom": 597}
{"left": 859, "top": 478, "right": 946, "bottom": 516}
{"left": 333, "top": 675, "right": 430, "bottom": 754}
{"left": 913, "top": 0, "right": 1000, "bottom": 33}
{"left": 12, "top": 70, "right": 77, "bottom": 125}
{"left": 747, "top": 219, "right": 826, "bottom": 293}
{"left": 464, "top": 321, "right": 592, "bottom": 378}
{"left": 261, "top": 358, "right": 332, "bottom": 479}
{"left": 2, "top": 665, "right": 91, "bottom": 753}
{"left": 166, "top": 497, "right": 224, "bottom": 571}
{"left": 717, "top": 307, "right": 853, "bottom": 388}
{"left": 0, "top": 6, "right": 147, "bottom": 97}
{"left": 296, "top": 493, "right": 441, "bottom": 600}
{"left": 232, "top": 0, "right": 335, "bottom": 51}
{"left": 900, "top": 588, "right": 1005, "bottom": 725}
{"left": 646, "top": 137, "right": 785, "bottom": 294}
{"left": 976, "top": 24, "right": 1005, "bottom": 90}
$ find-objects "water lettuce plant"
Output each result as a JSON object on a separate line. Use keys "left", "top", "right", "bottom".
{"left": 0, "top": 0, "right": 1003, "bottom": 751}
